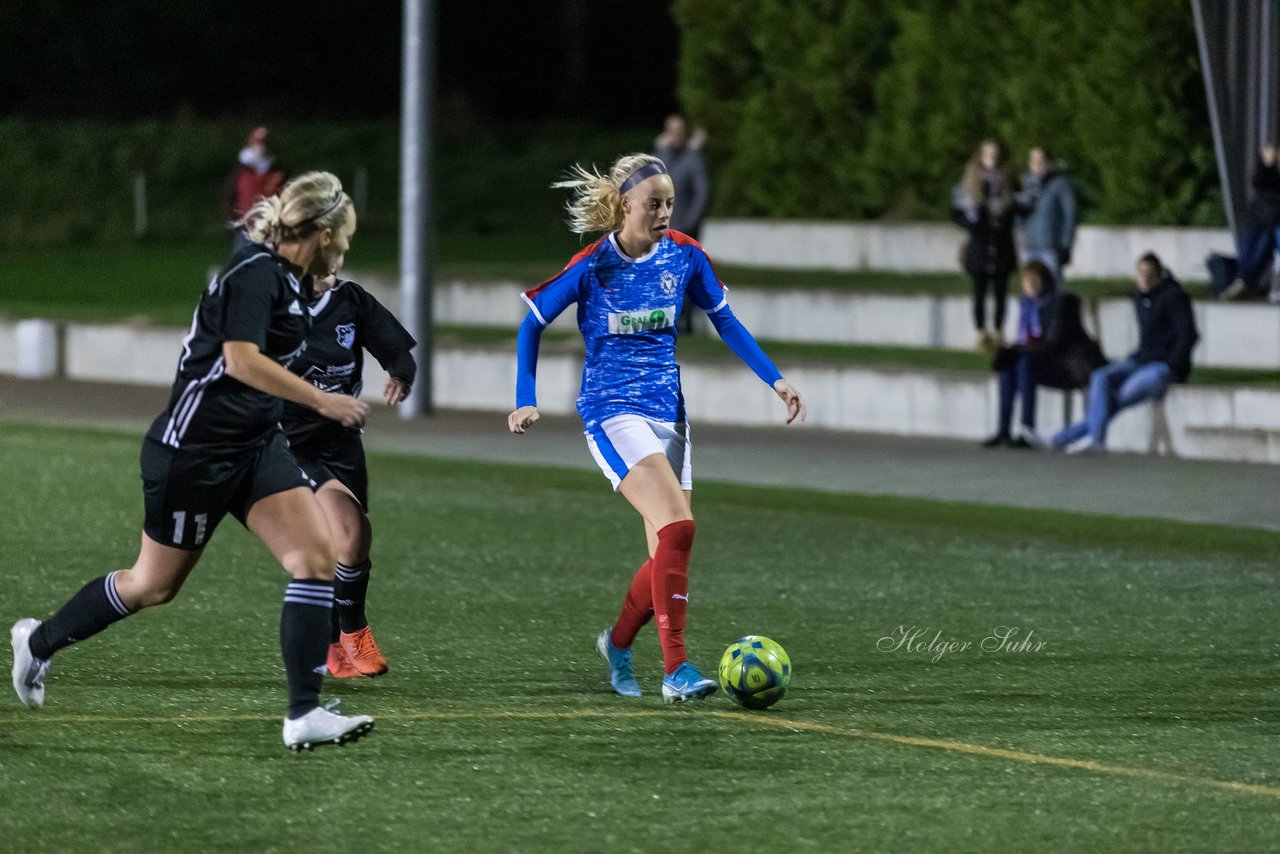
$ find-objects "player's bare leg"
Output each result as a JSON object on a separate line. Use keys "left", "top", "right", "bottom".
{"left": 315, "top": 481, "right": 386, "bottom": 676}
{"left": 12, "top": 534, "right": 202, "bottom": 708}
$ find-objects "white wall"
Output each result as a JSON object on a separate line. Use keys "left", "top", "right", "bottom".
{"left": 0, "top": 316, "right": 1272, "bottom": 463}
{"left": 700, "top": 219, "right": 1233, "bottom": 282}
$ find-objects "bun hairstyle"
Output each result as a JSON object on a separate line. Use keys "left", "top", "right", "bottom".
{"left": 553, "top": 153, "right": 668, "bottom": 235}
{"left": 238, "top": 171, "right": 351, "bottom": 244}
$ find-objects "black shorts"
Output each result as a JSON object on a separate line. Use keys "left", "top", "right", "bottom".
{"left": 290, "top": 429, "right": 369, "bottom": 510}
{"left": 140, "top": 430, "right": 312, "bottom": 550}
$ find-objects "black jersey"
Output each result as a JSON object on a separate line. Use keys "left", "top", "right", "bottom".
{"left": 281, "top": 278, "right": 417, "bottom": 449}
{"left": 145, "top": 243, "right": 312, "bottom": 452}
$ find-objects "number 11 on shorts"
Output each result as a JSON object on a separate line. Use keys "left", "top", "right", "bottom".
{"left": 172, "top": 511, "right": 208, "bottom": 547}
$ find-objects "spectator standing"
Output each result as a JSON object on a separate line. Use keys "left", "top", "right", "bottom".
{"left": 656, "top": 114, "right": 711, "bottom": 334}
{"left": 655, "top": 114, "right": 710, "bottom": 240}
{"left": 1015, "top": 146, "right": 1077, "bottom": 286}
{"left": 953, "top": 140, "right": 1017, "bottom": 352}
{"left": 1051, "top": 252, "right": 1198, "bottom": 454}
{"left": 227, "top": 126, "right": 288, "bottom": 251}
{"left": 1223, "top": 143, "right": 1280, "bottom": 300}
{"left": 982, "top": 260, "right": 1105, "bottom": 448}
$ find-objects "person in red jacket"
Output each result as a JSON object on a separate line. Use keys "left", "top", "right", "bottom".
{"left": 227, "top": 126, "right": 288, "bottom": 250}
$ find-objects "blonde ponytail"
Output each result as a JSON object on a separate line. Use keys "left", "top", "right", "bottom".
{"left": 553, "top": 153, "right": 667, "bottom": 236}
{"left": 238, "top": 170, "right": 352, "bottom": 245}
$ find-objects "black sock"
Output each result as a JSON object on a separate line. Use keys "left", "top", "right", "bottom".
{"left": 30, "top": 572, "right": 132, "bottom": 660}
{"left": 280, "top": 579, "right": 334, "bottom": 719}
{"left": 334, "top": 560, "right": 372, "bottom": 634}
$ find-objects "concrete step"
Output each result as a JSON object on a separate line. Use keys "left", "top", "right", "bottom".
{"left": 4, "top": 317, "right": 1280, "bottom": 465}
{"left": 346, "top": 273, "right": 1280, "bottom": 372}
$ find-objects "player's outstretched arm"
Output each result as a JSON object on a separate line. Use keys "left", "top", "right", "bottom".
{"left": 773, "top": 378, "right": 807, "bottom": 425}
{"left": 509, "top": 311, "right": 545, "bottom": 434}
{"left": 703, "top": 303, "right": 807, "bottom": 425}
{"left": 383, "top": 377, "right": 410, "bottom": 406}
{"left": 508, "top": 405, "right": 540, "bottom": 433}
{"left": 223, "top": 340, "right": 369, "bottom": 427}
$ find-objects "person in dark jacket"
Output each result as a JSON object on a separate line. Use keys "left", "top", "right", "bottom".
{"left": 1223, "top": 143, "right": 1280, "bottom": 299}
{"left": 655, "top": 114, "right": 710, "bottom": 240}
{"left": 656, "top": 114, "right": 711, "bottom": 335}
{"left": 1051, "top": 252, "right": 1198, "bottom": 454}
{"left": 953, "top": 140, "right": 1017, "bottom": 352}
{"left": 982, "top": 260, "right": 1105, "bottom": 448}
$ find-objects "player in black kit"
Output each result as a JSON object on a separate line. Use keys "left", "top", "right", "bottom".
{"left": 283, "top": 272, "right": 416, "bottom": 678}
{"left": 10, "top": 172, "right": 377, "bottom": 751}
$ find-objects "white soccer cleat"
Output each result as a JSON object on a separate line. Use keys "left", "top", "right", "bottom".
{"left": 11, "top": 618, "right": 50, "bottom": 708}
{"left": 282, "top": 700, "right": 374, "bottom": 751}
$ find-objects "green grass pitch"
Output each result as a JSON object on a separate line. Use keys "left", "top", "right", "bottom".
{"left": 1, "top": 423, "right": 1278, "bottom": 850}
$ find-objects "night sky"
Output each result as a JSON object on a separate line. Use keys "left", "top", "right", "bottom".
{"left": 0, "top": 0, "right": 680, "bottom": 124}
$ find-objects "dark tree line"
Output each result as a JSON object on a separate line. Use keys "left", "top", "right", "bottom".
{"left": 676, "top": 0, "right": 1222, "bottom": 226}
{"left": 0, "top": 0, "right": 679, "bottom": 125}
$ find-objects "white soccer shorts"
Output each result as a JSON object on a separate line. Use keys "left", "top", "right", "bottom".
{"left": 584, "top": 414, "right": 692, "bottom": 492}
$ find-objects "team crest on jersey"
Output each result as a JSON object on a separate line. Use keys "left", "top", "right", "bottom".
{"left": 335, "top": 323, "right": 356, "bottom": 349}
{"left": 659, "top": 270, "right": 679, "bottom": 298}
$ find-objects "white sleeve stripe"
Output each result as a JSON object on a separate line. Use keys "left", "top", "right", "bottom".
{"left": 221, "top": 252, "right": 272, "bottom": 283}
{"left": 707, "top": 296, "right": 729, "bottom": 314}
{"left": 520, "top": 292, "right": 548, "bottom": 326}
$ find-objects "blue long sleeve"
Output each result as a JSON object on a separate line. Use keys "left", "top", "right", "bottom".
{"left": 706, "top": 303, "right": 783, "bottom": 386}
{"left": 515, "top": 311, "right": 544, "bottom": 408}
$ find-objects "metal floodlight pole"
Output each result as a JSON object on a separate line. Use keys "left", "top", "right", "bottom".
{"left": 400, "top": 0, "right": 434, "bottom": 416}
{"left": 1191, "top": 0, "right": 1236, "bottom": 236}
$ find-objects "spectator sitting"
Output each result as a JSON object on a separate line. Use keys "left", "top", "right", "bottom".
{"left": 952, "top": 140, "right": 1017, "bottom": 352}
{"left": 1051, "top": 252, "right": 1198, "bottom": 455}
{"left": 1015, "top": 146, "right": 1077, "bottom": 286}
{"left": 1223, "top": 143, "right": 1280, "bottom": 300}
{"left": 982, "top": 259, "right": 1105, "bottom": 449}
{"left": 226, "top": 126, "right": 288, "bottom": 251}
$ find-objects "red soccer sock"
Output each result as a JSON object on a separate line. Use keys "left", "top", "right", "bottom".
{"left": 611, "top": 559, "right": 653, "bottom": 649}
{"left": 651, "top": 520, "right": 696, "bottom": 674}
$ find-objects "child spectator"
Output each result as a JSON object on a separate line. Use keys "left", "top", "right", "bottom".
{"left": 982, "top": 260, "right": 1104, "bottom": 448}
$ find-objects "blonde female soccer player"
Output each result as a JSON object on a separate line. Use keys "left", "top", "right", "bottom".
{"left": 11, "top": 172, "right": 376, "bottom": 750}
{"left": 507, "top": 153, "right": 805, "bottom": 702}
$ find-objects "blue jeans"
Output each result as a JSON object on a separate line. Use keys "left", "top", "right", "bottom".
{"left": 996, "top": 349, "right": 1036, "bottom": 435}
{"left": 1052, "top": 359, "right": 1172, "bottom": 448}
{"left": 1236, "top": 222, "right": 1280, "bottom": 289}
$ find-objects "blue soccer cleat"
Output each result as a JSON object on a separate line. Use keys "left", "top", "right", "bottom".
{"left": 596, "top": 627, "right": 641, "bottom": 697}
{"left": 662, "top": 661, "right": 717, "bottom": 704}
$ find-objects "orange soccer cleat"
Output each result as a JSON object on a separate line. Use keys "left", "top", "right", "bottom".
{"left": 340, "top": 626, "right": 389, "bottom": 677}
{"left": 325, "top": 641, "right": 361, "bottom": 679}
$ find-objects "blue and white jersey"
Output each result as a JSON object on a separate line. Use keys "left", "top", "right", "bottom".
{"left": 521, "top": 230, "right": 730, "bottom": 430}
